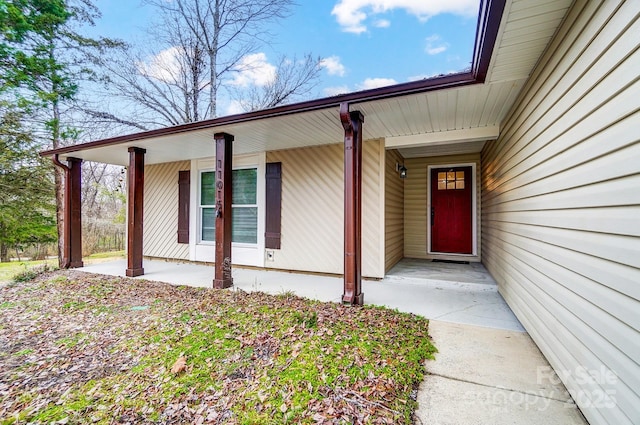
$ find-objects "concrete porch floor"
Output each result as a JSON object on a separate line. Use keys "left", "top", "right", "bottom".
{"left": 78, "top": 258, "right": 587, "bottom": 425}
{"left": 80, "top": 258, "right": 523, "bottom": 331}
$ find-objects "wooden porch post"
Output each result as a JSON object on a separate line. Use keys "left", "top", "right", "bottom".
{"left": 67, "top": 157, "right": 84, "bottom": 268}
{"left": 213, "top": 132, "right": 234, "bottom": 289}
{"left": 341, "top": 103, "right": 364, "bottom": 305}
{"left": 126, "top": 147, "right": 145, "bottom": 277}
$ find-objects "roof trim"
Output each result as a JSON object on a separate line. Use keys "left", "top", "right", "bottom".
{"left": 473, "top": 0, "right": 507, "bottom": 82}
{"left": 41, "top": 0, "right": 506, "bottom": 158}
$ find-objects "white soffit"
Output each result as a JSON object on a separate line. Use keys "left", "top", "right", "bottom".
{"left": 385, "top": 126, "right": 499, "bottom": 149}
{"left": 399, "top": 140, "right": 488, "bottom": 158}
{"left": 485, "top": 0, "right": 574, "bottom": 83}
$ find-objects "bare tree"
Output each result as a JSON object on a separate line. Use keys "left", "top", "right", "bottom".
{"left": 145, "top": 0, "right": 295, "bottom": 119}
{"left": 231, "top": 54, "right": 321, "bottom": 112}
{"left": 95, "top": 40, "right": 208, "bottom": 129}
{"left": 90, "top": 0, "right": 322, "bottom": 129}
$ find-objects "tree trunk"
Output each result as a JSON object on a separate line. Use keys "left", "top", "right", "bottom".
{"left": 55, "top": 166, "right": 65, "bottom": 268}
{"left": 0, "top": 242, "right": 8, "bottom": 263}
{"left": 51, "top": 67, "right": 65, "bottom": 268}
{"left": 208, "top": 1, "right": 220, "bottom": 119}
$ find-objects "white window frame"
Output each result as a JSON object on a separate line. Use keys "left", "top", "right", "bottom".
{"left": 189, "top": 153, "right": 266, "bottom": 267}
{"left": 198, "top": 169, "right": 217, "bottom": 244}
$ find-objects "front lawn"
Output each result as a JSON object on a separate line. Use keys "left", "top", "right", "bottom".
{"left": 0, "top": 270, "right": 436, "bottom": 424}
{"left": 0, "top": 251, "right": 125, "bottom": 284}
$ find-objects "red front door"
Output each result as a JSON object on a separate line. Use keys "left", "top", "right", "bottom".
{"left": 431, "top": 166, "right": 472, "bottom": 254}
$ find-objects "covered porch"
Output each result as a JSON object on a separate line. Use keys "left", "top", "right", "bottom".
{"left": 78, "top": 257, "right": 523, "bottom": 332}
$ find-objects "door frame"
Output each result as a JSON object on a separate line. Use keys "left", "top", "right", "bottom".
{"left": 426, "top": 162, "right": 477, "bottom": 257}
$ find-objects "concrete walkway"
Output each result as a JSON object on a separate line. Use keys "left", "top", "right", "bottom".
{"left": 417, "top": 321, "right": 587, "bottom": 424}
{"left": 78, "top": 259, "right": 587, "bottom": 424}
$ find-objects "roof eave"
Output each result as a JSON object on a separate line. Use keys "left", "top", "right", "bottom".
{"left": 40, "top": 0, "right": 506, "bottom": 158}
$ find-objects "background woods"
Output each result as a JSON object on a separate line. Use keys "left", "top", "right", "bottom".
{"left": 0, "top": 0, "right": 320, "bottom": 263}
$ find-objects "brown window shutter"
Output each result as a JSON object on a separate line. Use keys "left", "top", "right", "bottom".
{"left": 265, "top": 162, "right": 282, "bottom": 249}
{"left": 177, "top": 170, "right": 190, "bottom": 244}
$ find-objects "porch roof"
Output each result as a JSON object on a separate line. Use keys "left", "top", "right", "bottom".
{"left": 40, "top": 0, "right": 573, "bottom": 166}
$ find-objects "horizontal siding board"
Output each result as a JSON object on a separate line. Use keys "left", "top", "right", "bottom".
{"left": 487, "top": 66, "right": 640, "bottom": 194}
{"left": 484, "top": 220, "right": 640, "bottom": 269}
{"left": 481, "top": 228, "right": 640, "bottom": 331}
{"left": 482, "top": 224, "right": 640, "bottom": 303}
{"left": 482, "top": 1, "right": 640, "bottom": 424}
{"left": 485, "top": 0, "right": 613, "bottom": 173}
{"left": 484, "top": 117, "right": 640, "bottom": 201}
{"left": 484, "top": 141, "right": 640, "bottom": 205}
{"left": 486, "top": 47, "right": 640, "bottom": 194}
{"left": 484, "top": 237, "right": 640, "bottom": 393}
{"left": 483, "top": 207, "right": 640, "bottom": 236}
{"left": 485, "top": 175, "right": 640, "bottom": 211}
{"left": 485, "top": 248, "right": 637, "bottom": 425}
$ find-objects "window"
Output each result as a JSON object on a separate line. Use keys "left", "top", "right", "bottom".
{"left": 437, "top": 170, "right": 465, "bottom": 190}
{"left": 200, "top": 168, "right": 258, "bottom": 244}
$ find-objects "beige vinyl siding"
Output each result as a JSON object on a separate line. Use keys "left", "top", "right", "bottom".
{"left": 143, "top": 161, "right": 190, "bottom": 260}
{"left": 385, "top": 149, "right": 404, "bottom": 271}
{"left": 481, "top": 1, "right": 639, "bottom": 425}
{"left": 404, "top": 153, "right": 481, "bottom": 261}
{"left": 266, "top": 140, "right": 384, "bottom": 278}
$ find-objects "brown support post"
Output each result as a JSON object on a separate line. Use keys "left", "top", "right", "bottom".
{"left": 53, "top": 155, "right": 84, "bottom": 269}
{"left": 340, "top": 103, "right": 364, "bottom": 305}
{"left": 126, "top": 147, "right": 145, "bottom": 277}
{"left": 213, "top": 132, "right": 234, "bottom": 289}
{"left": 68, "top": 158, "right": 84, "bottom": 268}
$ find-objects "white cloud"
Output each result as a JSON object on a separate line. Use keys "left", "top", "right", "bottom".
{"left": 323, "top": 85, "right": 350, "bottom": 96}
{"left": 357, "top": 77, "right": 398, "bottom": 90}
{"left": 138, "top": 46, "right": 184, "bottom": 82}
{"left": 319, "top": 56, "right": 346, "bottom": 77}
{"left": 373, "top": 19, "right": 390, "bottom": 28}
{"left": 425, "top": 34, "right": 449, "bottom": 55}
{"left": 225, "top": 100, "right": 245, "bottom": 115}
{"left": 230, "top": 53, "right": 276, "bottom": 87}
{"left": 332, "top": 0, "right": 477, "bottom": 33}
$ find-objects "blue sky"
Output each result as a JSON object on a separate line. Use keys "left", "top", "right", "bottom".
{"left": 86, "top": 0, "right": 480, "bottom": 115}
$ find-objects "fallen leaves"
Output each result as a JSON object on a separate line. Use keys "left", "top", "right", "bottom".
{"left": 0, "top": 270, "right": 436, "bottom": 424}
{"left": 170, "top": 355, "right": 187, "bottom": 375}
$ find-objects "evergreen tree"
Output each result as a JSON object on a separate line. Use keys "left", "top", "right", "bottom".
{"left": 0, "top": 103, "right": 56, "bottom": 262}
{"left": 1, "top": 0, "right": 123, "bottom": 266}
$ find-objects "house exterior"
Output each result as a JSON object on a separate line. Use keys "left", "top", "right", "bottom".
{"left": 42, "top": 1, "right": 639, "bottom": 424}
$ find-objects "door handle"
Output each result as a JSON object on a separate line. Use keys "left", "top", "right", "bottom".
{"left": 431, "top": 207, "right": 435, "bottom": 226}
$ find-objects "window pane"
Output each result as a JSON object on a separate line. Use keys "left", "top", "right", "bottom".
{"left": 438, "top": 181, "right": 446, "bottom": 190}
{"left": 232, "top": 169, "right": 257, "bottom": 205}
{"left": 456, "top": 171, "right": 464, "bottom": 180}
{"left": 202, "top": 208, "right": 216, "bottom": 241}
{"left": 232, "top": 207, "right": 257, "bottom": 243}
{"left": 201, "top": 172, "right": 216, "bottom": 205}
{"left": 447, "top": 181, "right": 455, "bottom": 190}
{"left": 456, "top": 180, "right": 465, "bottom": 189}
{"left": 447, "top": 171, "right": 455, "bottom": 181}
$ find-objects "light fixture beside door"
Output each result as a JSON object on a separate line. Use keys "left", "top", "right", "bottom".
{"left": 396, "top": 162, "right": 408, "bottom": 179}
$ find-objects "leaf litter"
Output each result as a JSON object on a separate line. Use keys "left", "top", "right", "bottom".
{"left": 0, "top": 270, "right": 436, "bottom": 424}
